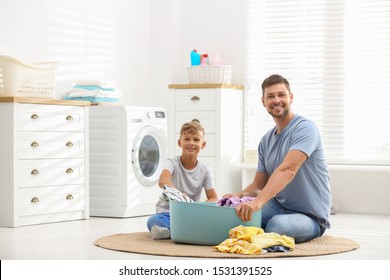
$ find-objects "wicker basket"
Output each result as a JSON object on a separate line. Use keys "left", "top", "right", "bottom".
{"left": 187, "top": 65, "right": 232, "bottom": 84}
{"left": 0, "top": 56, "right": 57, "bottom": 98}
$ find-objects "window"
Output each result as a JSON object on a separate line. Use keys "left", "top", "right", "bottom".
{"left": 245, "top": 0, "right": 390, "bottom": 165}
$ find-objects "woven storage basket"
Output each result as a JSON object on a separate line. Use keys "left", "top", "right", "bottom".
{"left": 0, "top": 56, "right": 57, "bottom": 98}
{"left": 187, "top": 65, "right": 232, "bottom": 84}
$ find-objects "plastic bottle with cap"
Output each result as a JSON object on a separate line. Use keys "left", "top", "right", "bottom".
{"left": 190, "top": 49, "right": 201, "bottom": 66}
{"left": 200, "top": 54, "right": 209, "bottom": 65}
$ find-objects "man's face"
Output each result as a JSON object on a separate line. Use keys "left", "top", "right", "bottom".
{"left": 262, "top": 83, "right": 293, "bottom": 119}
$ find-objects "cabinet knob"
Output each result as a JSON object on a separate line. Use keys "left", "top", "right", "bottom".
{"left": 66, "top": 168, "right": 73, "bottom": 174}
{"left": 66, "top": 115, "right": 74, "bottom": 121}
{"left": 65, "top": 141, "right": 74, "bottom": 147}
{"left": 31, "top": 169, "right": 40, "bottom": 175}
{"left": 30, "top": 141, "right": 39, "bottom": 148}
{"left": 31, "top": 197, "right": 39, "bottom": 203}
{"left": 30, "top": 114, "right": 39, "bottom": 119}
{"left": 191, "top": 96, "right": 200, "bottom": 101}
{"left": 66, "top": 194, "right": 74, "bottom": 200}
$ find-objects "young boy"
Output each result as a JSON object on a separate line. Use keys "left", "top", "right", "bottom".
{"left": 146, "top": 119, "right": 218, "bottom": 239}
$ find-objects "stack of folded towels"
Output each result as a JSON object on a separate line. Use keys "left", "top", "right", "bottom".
{"left": 62, "top": 80, "right": 122, "bottom": 103}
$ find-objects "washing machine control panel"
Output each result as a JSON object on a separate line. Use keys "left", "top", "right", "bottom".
{"left": 154, "top": 111, "right": 166, "bottom": 119}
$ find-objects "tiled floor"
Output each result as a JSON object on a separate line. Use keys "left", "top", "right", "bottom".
{"left": 1, "top": 213, "right": 390, "bottom": 260}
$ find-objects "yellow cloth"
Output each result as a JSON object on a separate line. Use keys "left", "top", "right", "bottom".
{"left": 213, "top": 225, "right": 295, "bottom": 255}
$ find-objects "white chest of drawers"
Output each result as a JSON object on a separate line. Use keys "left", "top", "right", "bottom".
{"left": 0, "top": 98, "right": 89, "bottom": 227}
{"left": 169, "top": 84, "right": 243, "bottom": 197}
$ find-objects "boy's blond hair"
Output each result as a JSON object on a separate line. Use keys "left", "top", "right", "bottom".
{"left": 180, "top": 119, "right": 205, "bottom": 137}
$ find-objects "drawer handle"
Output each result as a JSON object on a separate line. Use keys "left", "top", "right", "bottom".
{"left": 66, "top": 168, "right": 74, "bottom": 174}
{"left": 31, "top": 114, "right": 39, "bottom": 119}
{"left": 31, "top": 169, "right": 40, "bottom": 175}
{"left": 66, "top": 194, "right": 74, "bottom": 200}
{"left": 65, "top": 141, "right": 74, "bottom": 147}
{"left": 31, "top": 197, "right": 39, "bottom": 203}
{"left": 66, "top": 115, "right": 74, "bottom": 121}
{"left": 191, "top": 96, "right": 200, "bottom": 101}
{"left": 31, "top": 141, "right": 39, "bottom": 148}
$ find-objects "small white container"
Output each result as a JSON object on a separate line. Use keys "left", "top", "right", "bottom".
{"left": 0, "top": 56, "right": 57, "bottom": 98}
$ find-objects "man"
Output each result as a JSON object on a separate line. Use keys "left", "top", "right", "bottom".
{"left": 227, "top": 74, "right": 331, "bottom": 243}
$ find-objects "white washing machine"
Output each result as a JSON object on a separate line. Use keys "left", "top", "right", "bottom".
{"left": 89, "top": 105, "right": 167, "bottom": 217}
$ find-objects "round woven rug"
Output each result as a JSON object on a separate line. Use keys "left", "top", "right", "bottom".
{"left": 94, "top": 232, "right": 359, "bottom": 258}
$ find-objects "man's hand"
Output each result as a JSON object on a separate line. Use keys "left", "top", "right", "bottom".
{"left": 235, "top": 199, "right": 261, "bottom": 222}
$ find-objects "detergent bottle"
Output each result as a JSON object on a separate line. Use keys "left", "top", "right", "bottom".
{"left": 200, "top": 54, "right": 209, "bottom": 65}
{"left": 190, "top": 49, "right": 201, "bottom": 66}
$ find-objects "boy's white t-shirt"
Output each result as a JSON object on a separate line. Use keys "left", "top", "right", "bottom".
{"left": 155, "top": 156, "right": 215, "bottom": 213}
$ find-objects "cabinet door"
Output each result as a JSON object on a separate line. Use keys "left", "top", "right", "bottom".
{"left": 17, "top": 104, "right": 85, "bottom": 132}
{"left": 17, "top": 159, "right": 85, "bottom": 187}
{"left": 17, "top": 131, "right": 85, "bottom": 159}
{"left": 175, "top": 89, "right": 216, "bottom": 111}
{"left": 18, "top": 185, "right": 85, "bottom": 216}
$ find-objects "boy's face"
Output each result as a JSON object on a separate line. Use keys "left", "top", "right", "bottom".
{"left": 178, "top": 130, "right": 206, "bottom": 156}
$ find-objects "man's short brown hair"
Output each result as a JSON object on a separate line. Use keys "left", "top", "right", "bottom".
{"left": 261, "top": 74, "right": 291, "bottom": 96}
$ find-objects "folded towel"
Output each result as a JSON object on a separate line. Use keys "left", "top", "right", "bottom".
{"left": 73, "top": 85, "right": 115, "bottom": 91}
{"left": 75, "top": 79, "right": 115, "bottom": 88}
{"left": 63, "top": 88, "right": 122, "bottom": 98}
{"left": 62, "top": 96, "right": 120, "bottom": 102}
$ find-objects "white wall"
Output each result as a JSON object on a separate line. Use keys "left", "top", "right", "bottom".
{"left": 0, "top": 0, "right": 153, "bottom": 106}
{"left": 149, "top": 0, "right": 245, "bottom": 156}
{"left": 0, "top": 0, "right": 244, "bottom": 108}
{"left": 0, "top": 0, "right": 244, "bottom": 192}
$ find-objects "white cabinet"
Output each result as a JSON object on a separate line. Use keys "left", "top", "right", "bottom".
{"left": 169, "top": 85, "right": 244, "bottom": 197}
{"left": 0, "top": 99, "right": 89, "bottom": 227}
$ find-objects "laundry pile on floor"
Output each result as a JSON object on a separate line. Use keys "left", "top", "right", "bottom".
{"left": 62, "top": 80, "right": 122, "bottom": 103}
{"left": 214, "top": 225, "right": 295, "bottom": 255}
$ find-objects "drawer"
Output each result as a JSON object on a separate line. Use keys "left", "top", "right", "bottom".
{"left": 175, "top": 111, "right": 216, "bottom": 134}
{"left": 175, "top": 90, "right": 216, "bottom": 111}
{"left": 17, "top": 159, "right": 85, "bottom": 188}
{"left": 18, "top": 185, "right": 85, "bottom": 216}
{"left": 18, "top": 131, "right": 85, "bottom": 159}
{"left": 175, "top": 133, "right": 216, "bottom": 156}
{"left": 17, "top": 103, "right": 85, "bottom": 132}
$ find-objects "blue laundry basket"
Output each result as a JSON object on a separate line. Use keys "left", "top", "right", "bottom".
{"left": 170, "top": 200, "right": 262, "bottom": 245}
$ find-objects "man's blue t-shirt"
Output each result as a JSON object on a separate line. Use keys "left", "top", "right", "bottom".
{"left": 257, "top": 114, "right": 331, "bottom": 228}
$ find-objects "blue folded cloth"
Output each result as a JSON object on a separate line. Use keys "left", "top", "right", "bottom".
{"left": 62, "top": 96, "right": 119, "bottom": 102}
{"left": 73, "top": 85, "right": 115, "bottom": 91}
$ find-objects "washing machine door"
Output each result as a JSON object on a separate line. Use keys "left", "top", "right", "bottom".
{"left": 132, "top": 125, "right": 167, "bottom": 186}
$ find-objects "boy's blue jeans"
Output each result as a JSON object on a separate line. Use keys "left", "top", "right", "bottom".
{"left": 261, "top": 198, "right": 326, "bottom": 243}
{"left": 147, "top": 212, "right": 170, "bottom": 231}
